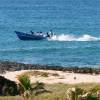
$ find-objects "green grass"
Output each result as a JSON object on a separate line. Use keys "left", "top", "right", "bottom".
{"left": 0, "top": 83, "right": 100, "bottom": 100}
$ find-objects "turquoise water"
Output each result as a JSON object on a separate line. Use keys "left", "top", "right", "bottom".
{"left": 0, "top": 0, "right": 100, "bottom": 67}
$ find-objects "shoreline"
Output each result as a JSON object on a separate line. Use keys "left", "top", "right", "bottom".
{"left": 0, "top": 61, "right": 100, "bottom": 74}
{"left": 0, "top": 61, "right": 100, "bottom": 84}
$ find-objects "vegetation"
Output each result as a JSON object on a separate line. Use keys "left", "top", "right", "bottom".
{"left": 0, "top": 83, "right": 100, "bottom": 100}
{"left": 21, "top": 71, "right": 49, "bottom": 77}
{"left": 20, "top": 70, "right": 59, "bottom": 78}
{"left": 66, "top": 87, "right": 100, "bottom": 100}
{"left": 0, "top": 61, "right": 100, "bottom": 100}
{"left": 17, "top": 75, "right": 32, "bottom": 100}
{"left": 17, "top": 75, "right": 49, "bottom": 100}
{"left": 66, "top": 87, "right": 84, "bottom": 100}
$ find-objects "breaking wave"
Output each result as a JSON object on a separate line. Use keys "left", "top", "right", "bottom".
{"left": 49, "top": 34, "right": 100, "bottom": 41}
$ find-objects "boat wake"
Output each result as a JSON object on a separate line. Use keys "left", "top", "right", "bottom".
{"left": 49, "top": 34, "right": 100, "bottom": 41}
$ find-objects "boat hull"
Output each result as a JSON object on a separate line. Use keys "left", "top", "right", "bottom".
{"left": 15, "top": 31, "right": 47, "bottom": 40}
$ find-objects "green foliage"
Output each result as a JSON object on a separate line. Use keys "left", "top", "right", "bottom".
{"left": 0, "top": 83, "right": 100, "bottom": 100}
{"left": 17, "top": 75, "right": 32, "bottom": 100}
{"left": 18, "top": 75, "right": 31, "bottom": 91}
{"left": 85, "top": 95, "right": 98, "bottom": 100}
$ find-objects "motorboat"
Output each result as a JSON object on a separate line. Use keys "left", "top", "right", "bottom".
{"left": 15, "top": 31, "right": 51, "bottom": 40}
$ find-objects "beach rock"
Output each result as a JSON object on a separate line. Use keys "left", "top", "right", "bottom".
{"left": 0, "top": 76, "right": 18, "bottom": 96}
{"left": 0, "top": 61, "right": 100, "bottom": 74}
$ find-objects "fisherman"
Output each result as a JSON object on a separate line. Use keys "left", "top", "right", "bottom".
{"left": 46, "top": 32, "right": 50, "bottom": 37}
{"left": 39, "top": 31, "right": 43, "bottom": 35}
{"left": 30, "top": 30, "right": 34, "bottom": 34}
{"left": 50, "top": 30, "right": 54, "bottom": 36}
{"left": 49, "top": 30, "right": 54, "bottom": 37}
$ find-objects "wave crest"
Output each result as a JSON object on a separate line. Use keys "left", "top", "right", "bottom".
{"left": 49, "top": 34, "right": 100, "bottom": 41}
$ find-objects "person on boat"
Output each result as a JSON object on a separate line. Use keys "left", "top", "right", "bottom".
{"left": 40, "top": 31, "right": 42, "bottom": 33}
{"left": 30, "top": 30, "right": 34, "bottom": 34}
{"left": 46, "top": 32, "right": 51, "bottom": 38}
{"left": 49, "top": 30, "right": 54, "bottom": 37}
{"left": 39, "top": 31, "right": 43, "bottom": 35}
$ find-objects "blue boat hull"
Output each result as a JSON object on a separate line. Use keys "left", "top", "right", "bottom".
{"left": 15, "top": 31, "right": 47, "bottom": 40}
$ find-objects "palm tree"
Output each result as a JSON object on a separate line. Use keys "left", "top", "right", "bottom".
{"left": 17, "top": 75, "right": 32, "bottom": 100}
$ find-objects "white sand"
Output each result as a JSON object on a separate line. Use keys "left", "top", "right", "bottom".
{"left": 0, "top": 70, "right": 100, "bottom": 84}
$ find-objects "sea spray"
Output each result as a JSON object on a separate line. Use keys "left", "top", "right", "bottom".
{"left": 49, "top": 34, "right": 100, "bottom": 41}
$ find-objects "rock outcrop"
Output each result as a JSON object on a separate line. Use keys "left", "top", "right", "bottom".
{"left": 0, "top": 76, "right": 18, "bottom": 96}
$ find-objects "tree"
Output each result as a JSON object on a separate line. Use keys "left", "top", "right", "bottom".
{"left": 17, "top": 75, "right": 32, "bottom": 100}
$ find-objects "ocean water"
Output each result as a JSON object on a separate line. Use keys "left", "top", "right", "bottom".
{"left": 0, "top": 0, "right": 100, "bottom": 67}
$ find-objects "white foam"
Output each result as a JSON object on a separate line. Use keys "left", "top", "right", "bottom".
{"left": 49, "top": 34, "right": 100, "bottom": 41}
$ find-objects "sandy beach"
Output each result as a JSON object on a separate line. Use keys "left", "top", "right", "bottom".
{"left": 1, "top": 70, "right": 100, "bottom": 84}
